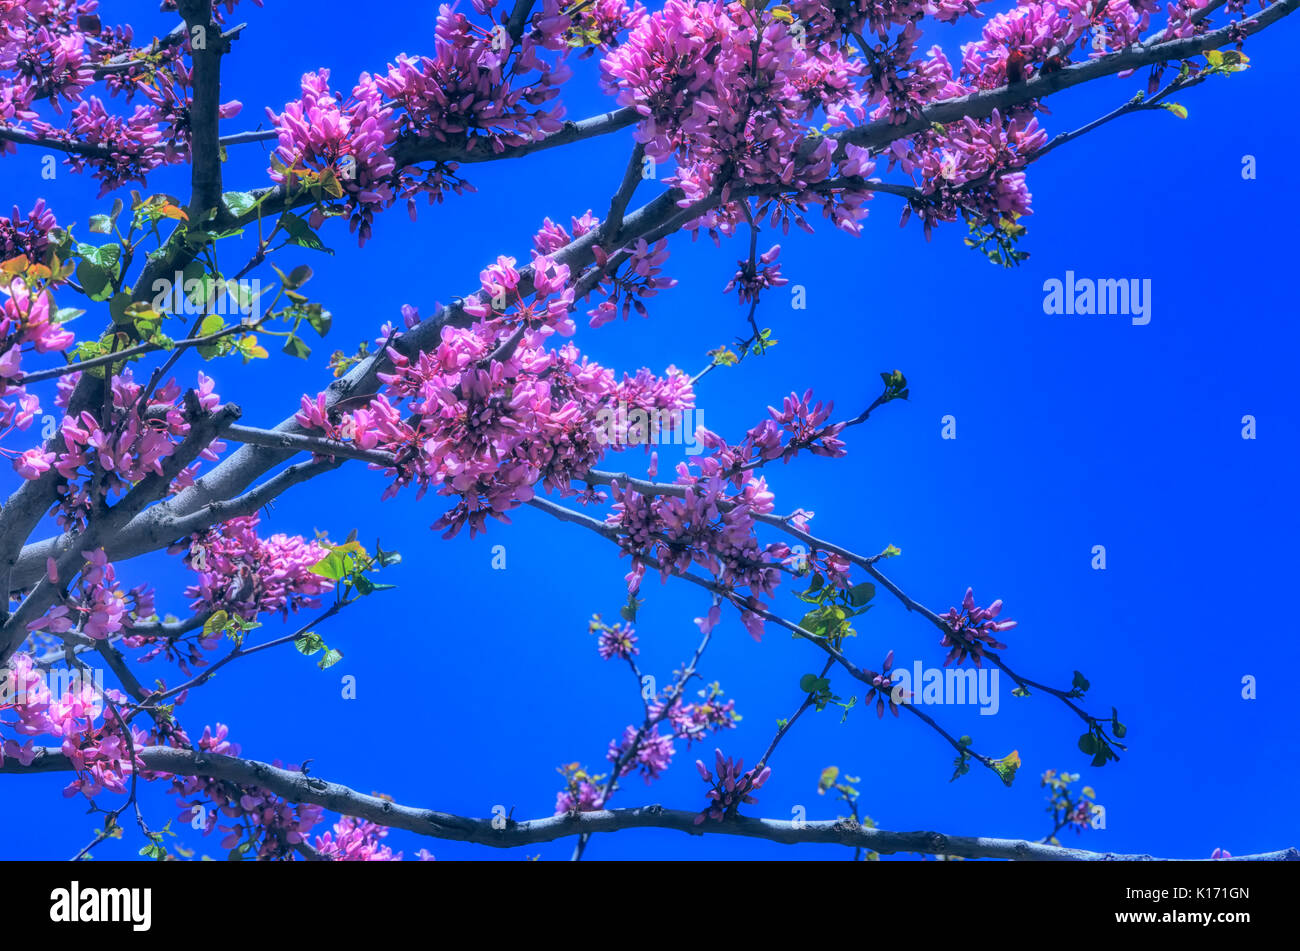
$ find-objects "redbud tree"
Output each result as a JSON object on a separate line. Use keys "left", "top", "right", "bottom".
{"left": 0, "top": 0, "right": 1295, "bottom": 862}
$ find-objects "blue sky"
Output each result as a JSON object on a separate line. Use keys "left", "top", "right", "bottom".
{"left": 2, "top": 2, "right": 1298, "bottom": 860}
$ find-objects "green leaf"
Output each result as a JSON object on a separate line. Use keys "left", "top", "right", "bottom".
{"left": 847, "top": 582, "right": 876, "bottom": 607}
{"left": 950, "top": 751, "right": 971, "bottom": 782}
{"left": 88, "top": 214, "right": 113, "bottom": 235}
{"left": 879, "top": 370, "right": 909, "bottom": 401}
{"left": 1077, "top": 732, "right": 1097, "bottom": 755}
{"left": 196, "top": 314, "right": 227, "bottom": 360}
{"left": 72, "top": 243, "right": 121, "bottom": 300}
{"left": 294, "top": 632, "right": 325, "bottom": 656}
{"left": 77, "top": 242, "right": 121, "bottom": 269}
{"left": 279, "top": 212, "right": 334, "bottom": 255}
{"left": 992, "top": 751, "right": 1021, "bottom": 787}
{"left": 282, "top": 334, "right": 311, "bottom": 359}
{"left": 798, "top": 609, "right": 827, "bottom": 636}
{"left": 317, "top": 648, "right": 343, "bottom": 670}
{"left": 309, "top": 550, "right": 348, "bottom": 581}
{"left": 184, "top": 273, "right": 222, "bottom": 313}
{"left": 203, "top": 610, "right": 229, "bottom": 635}
{"left": 76, "top": 261, "right": 115, "bottom": 302}
{"left": 799, "top": 673, "right": 819, "bottom": 693}
{"left": 1071, "top": 670, "right": 1090, "bottom": 694}
{"left": 619, "top": 595, "right": 643, "bottom": 622}
{"left": 305, "top": 305, "right": 332, "bottom": 337}
{"left": 1111, "top": 708, "right": 1127, "bottom": 739}
{"left": 817, "top": 765, "right": 839, "bottom": 794}
{"left": 222, "top": 191, "right": 268, "bottom": 219}
{"left": 1160, "top": 102, "right": 1188, "bottom": 119}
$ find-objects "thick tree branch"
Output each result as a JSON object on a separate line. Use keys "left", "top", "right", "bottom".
{"left": 177, "top": 0, "right": 227, "bottom": 218}
{"left": 3, "top": 746, "right": 1295, "bottom": 860}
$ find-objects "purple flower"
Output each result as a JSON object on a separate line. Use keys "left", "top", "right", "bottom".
{"left": 692, "top": 748, "right": 771, "bottom": 824}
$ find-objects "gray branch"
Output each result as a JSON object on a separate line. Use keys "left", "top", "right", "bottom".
{"left": 3, "top": 746, "right": 1295, "bottom": 861}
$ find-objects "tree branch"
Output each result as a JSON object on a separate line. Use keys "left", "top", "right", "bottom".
{"left": 3, "top": 746, "right": 1295, "bottom": 860}
{"left": 829, "top": 0, "right": 1299, "bottom": 161}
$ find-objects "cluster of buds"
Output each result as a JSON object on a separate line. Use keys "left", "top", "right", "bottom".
{"left": 938, "top": 587, "right": 1016, "bottom": 666}
{"left": 863, "top": 649, "right": 909, "bottom": 719}
{"left": 693, "top": 748, "right": 770, "bottom": 824}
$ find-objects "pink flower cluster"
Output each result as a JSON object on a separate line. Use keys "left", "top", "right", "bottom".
{"left": 533, "top": 210, "right": 600, "bottom": 256}
{"left": 462, "top": 251, "right": 579, "bottom": 334}
{"left": 313, "top": 815, "right": 434, "bottom": 861}
{"left": 0, "top": 6, "right": 94, "bottom": 112}
{"left": 182, "top": 514, "right": 334, "bottom": 621}
{"left": 601, "top": 0, "right": 867, "bottom": 210}
{"left": 266, "top": 69, "right": 397, "bottom": 245}
{"left": 0, "top": 0, "right": 1237, "bottom": 257}
{"left": 295, "top": 263, "right": 695, "bottom": 537}
{"left": 862, "top": 649, "right": 909, "bottom": 718}
{"left": 374, "top": 6, "right": 567, "bottom": 153}
{"left": 723, "top": 243, "right": 787, "bottom": 305}
{"left": 159, "top": 0, "right": 266, "bottom": 23}
{"left": 557, "top": 671, "right": 739, "bottom": 813}
{"left": 789, "top": 0, "right": 987, "bottom": 50}
{"left": 0, "top": 651, "right": 144, "bottom": 799}
{"left": 938, "top": 587, "right": 1017, "bottom": 666}
{"left": 2, "top": 664, "right": 414, "bottom": 859}
{"left": 593, "top": 619, "right": 638, "bottom": 660}
{"left": 604, "top": 678, "right": 739, "bottom": 787}
{"left": 608, "top": 722, "right": 677, "bottom": 782}
{"left": 0, "top": 198, "right": 58, "bottom": 261}
{"left": 606, "top": 476, "right": 786, "bottom": 621}
{"left": 555, "top": 761, "right": 607, "bottom": 813}
{"left": 693, "top": 747, "right": 770, "bottom": 824}
{"left": 888, "top": 108, "right": 1048, "bottom": 237}
{"left": 1, "top": 277, "right": 70, "bottom": 452}
{"left": 170, "top": 724, "right": 327, "bottom": 860}
{"left": 27, "top": 549, "right": 149, "bottom": 642}
{"left": 587, "top": 238, "right": 677, "bottom": 329}
{"left": 648, "top": 682, "right": 738, "bottom": 743}
{"left": 596, "top": 389, "right": 851, "bottom": 637}
{"left": 29, "top": 371, "right": 225, "bottom": 532}
{"left": 261, "top": 1, "right": 600, "bottom": 242}
{"left": 0, "top": 1, "right": 241, "bottom": 193}
{"left": 562, "top": 0, "right": 649, "bottom": 54}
